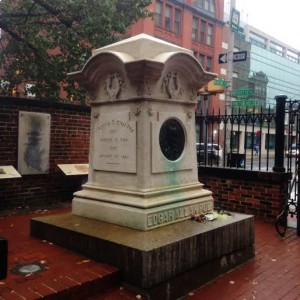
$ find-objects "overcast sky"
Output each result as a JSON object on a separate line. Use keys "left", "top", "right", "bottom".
{"left": 232, "top": 0, "right": 300, "bottom": 50}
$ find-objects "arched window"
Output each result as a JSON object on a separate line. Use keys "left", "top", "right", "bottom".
{"left": 194, "top": 0, "right": 215, "bottom": 15}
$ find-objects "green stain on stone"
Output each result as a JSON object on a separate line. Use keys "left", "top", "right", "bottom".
{"left": 164, "top": 160, "right": 182, "bottom": 203}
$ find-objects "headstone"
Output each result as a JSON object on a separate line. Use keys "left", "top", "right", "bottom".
{"left": 69, "top": 34, "right": 216, "bottom": 230}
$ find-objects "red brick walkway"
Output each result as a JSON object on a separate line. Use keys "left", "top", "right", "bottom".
{"left": 0, "top": 207, "right": 299, "bottom": 300}
{"left": 183, "top": 221, "right": 300, "bottom": 300}
{"left": 0, "top": 207, "right": 131, "bottom": 300}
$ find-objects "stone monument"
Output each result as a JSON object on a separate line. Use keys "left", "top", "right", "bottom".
{"left": 31, "top": 34, "right": 255, "bottom": 300}
{"left": 70, "top": 34, "right": 215, "bottom": 230}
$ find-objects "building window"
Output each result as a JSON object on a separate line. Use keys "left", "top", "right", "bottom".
{"left": 174, "top": 9, "right": 182, "bottom": 34}
{"left": 270, "top": 42, "right": 283, "bottom": 57}
{"left": 165, "top": 5, "right": 172, "bottom": 31}
{"left": 265, "top": 134, "right": 275, "bottom": 149}
{"left": 198, "top": 54, "right": 214, "bottom": 71}
{"left": 230, "top": 131, "right": 239, "bottom": 150}
{"left": 245, "top": 132, "right": 255, "bottom": 149}
{"left": 255, "top": 84, "right": 265, "bottom": 97}
{"left": 287, "top": 50, "right": 299, "bottom": 63}
{"left": 206, "top": 56, "right": 212, "bottom": 71}
{"left": 192, "top": 17, "right": 199, "bottom": 41}
{"left": 154, "top": 2, "right": 182, "bottom": 35}
{"left": 199, "top": 54, "right": 205, "bottom": 67}
{"left": 200, "top": 20, "right": 206, "bottom": 44}
{"left": 154, "top": 1, "right": 163, "bottom": 27}
{"left": 207, "top": 24, "right": 213, "bottom": 46}
{"left": 204, "top": 0, "right": 209, "bottom": 10}
{"left": 194, "top": 0, "right": 215, "bottom": 15}
{"left": 209, "top": 0, "right": 215, "bottom": 14}
{"left": 249, "top": 32, "right": 266, "bottom": 49}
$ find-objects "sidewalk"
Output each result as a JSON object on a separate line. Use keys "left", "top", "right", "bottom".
{"left": 0, "top": 205, "right": 299, "bottom": 300}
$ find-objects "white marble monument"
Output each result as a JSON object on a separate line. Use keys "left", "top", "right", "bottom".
{"left": 32, "top": 35, "right": 255, "bottom": 298}
{"left": 69, "top": 34, "right": 216, "bottom": 230}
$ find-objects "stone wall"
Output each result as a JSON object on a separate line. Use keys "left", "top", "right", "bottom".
{"left": 0, "top": 97, "right": 90, "bottom": 211}
{"left": 198, "top": 167, "right": 291, "bottom": 221}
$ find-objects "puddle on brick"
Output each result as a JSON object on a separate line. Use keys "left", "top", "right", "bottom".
{"left": 12, "top": 262, "right": 46, "bottom": 275}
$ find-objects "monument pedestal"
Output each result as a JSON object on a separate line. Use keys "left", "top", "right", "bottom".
{"left": 31, "top": 212, "right": 254, "bottom": 300}
{"left": 68, "top": 34, "right": 217, "bottom": 231}
{"left": 72, "top": 182, "right": 213, "bottom": 230}
{"left": 30, "top": 34, "right": 255, "bottom": 299}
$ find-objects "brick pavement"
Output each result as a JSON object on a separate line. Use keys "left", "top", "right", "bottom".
{"left": 180, "top": 221, "right": 300, "bottom": 300}
{"left": 0, "top": 207, "right": 137, "bottom": 300}
{"left": 0, "top": 206, "right": 299, "bottom": 300}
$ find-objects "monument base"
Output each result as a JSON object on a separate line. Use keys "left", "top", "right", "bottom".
{"left": 31, "top": 212, "right": 254, "bottom": 300}
{"left": 72, "top": 182, "right": 213, "bottom": 230}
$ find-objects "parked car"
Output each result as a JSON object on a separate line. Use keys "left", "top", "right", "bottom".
{"left": 285, "top": 144, "right": 299, "bottom": 157}
{"left": 196, "top": 143, "right": 223, "bottom": 165}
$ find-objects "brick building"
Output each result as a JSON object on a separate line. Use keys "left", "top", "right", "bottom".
{"left": 127, "top": 0, "right": 226, "bottom": 113}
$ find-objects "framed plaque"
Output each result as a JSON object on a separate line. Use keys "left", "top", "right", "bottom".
{"left": 18, "top": 111, "right": 51, "bottom": 175}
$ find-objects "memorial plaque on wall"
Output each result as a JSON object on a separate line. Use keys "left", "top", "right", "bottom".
{"left": 18, "top": 112, "right": 51, "bottom": 175}
{"left": 58, "top": 164, "right": 89, "bottom": 175}
{"left": 93, "top": 112, "right": 137, "bottom": 173}
{"left": 0, "top": 166, "right": 21, "bottom": 179}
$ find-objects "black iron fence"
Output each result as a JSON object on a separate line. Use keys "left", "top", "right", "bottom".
{"left": 195, "top": 96, "right": 288, "bottom": 172}
{"left": 275, "top": 97, "right": 300, "bottom": 237}
{"left": 195, "top": 94, "right": 300, "bottom": 237}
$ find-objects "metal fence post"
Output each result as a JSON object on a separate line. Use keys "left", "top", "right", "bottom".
{"left": 273, "top": 95, "right": 287, "bottom": 172}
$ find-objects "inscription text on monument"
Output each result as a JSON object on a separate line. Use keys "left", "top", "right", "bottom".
{"left": 93, "top": 113, "right": 137, "bottom": 173}
{"left": 147, "top": 201, "right": 213, "bottom": 228}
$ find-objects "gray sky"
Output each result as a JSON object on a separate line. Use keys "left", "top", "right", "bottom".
{"left": 232, "top": 0, "right": 300, "bottom": 50}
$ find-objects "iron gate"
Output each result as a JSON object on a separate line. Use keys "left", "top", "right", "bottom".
{"left": 276, "top": 99, "right": 300, "bottom": 237}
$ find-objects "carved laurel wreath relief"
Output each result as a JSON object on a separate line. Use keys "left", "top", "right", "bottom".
{"left": 161, "top": 72, "right": 183, "bottom": 99}
{"left": 104, "top": 73, "right": 126, "bottom": 99}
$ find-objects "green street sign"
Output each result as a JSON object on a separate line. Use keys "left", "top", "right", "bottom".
{"left": 213, "top": 77, "right": 228, "bottom": 87}
{"left": 232, "top": 100, "right": 259, "bottom": 107}
{"left": 230, "top": 8, "right": 240, "bottom": 32}
{"left": 233, "top": 89, "right": 253, "bottom": 98}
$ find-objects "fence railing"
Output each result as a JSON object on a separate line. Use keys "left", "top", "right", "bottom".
{"left": 195, "top": 94, "right": 300, "bottom": 237}
{"left": 195, "top": 95, "right": 288, "bottom": 172}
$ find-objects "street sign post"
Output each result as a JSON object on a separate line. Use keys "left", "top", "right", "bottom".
{"left": 218, "top": 51, "right": 247, "bottom": 64}
{"left": 232, "top": 51, "right": 247, "bottom": 62}
{"left": 213, "top": 77, "right": 228, "bottom": 87}
{"left": 232, "top": 100, "right": 259, "bottom": 107}
{"left": 218, "top": 53, "right": 228, "bottom": 64}
{"left": 233, "top": 88, "right": 253, "bottom": 98}
{"left": 230, "top": 8, "right": 240, "bottom": 32}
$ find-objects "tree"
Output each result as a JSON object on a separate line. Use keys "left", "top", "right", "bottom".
{"left": 0, "top": 0, "right": 152, "bottom": 103}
